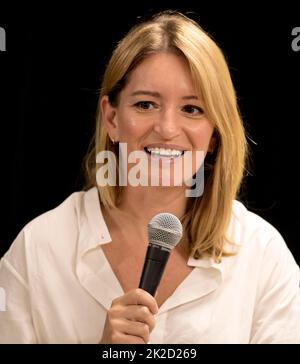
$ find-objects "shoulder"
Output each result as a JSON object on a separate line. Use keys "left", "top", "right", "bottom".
{"left": 23, "top": 190, "right": 86, "bottom": 242}
{"left": 227, "top": 200, "right": 299, "bottom": 275}
{"left": 229, "top": 200, "right": 285, "bottom": 250}
{"left": 4, "top": 188, "right": 98, "bottom": 265}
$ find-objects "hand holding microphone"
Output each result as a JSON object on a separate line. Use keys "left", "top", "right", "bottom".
{"left": 100, "top": 288, "right": 158, "bottom": 344}
{"left": 100, "top": 213, "right": 182, "bottom": 344}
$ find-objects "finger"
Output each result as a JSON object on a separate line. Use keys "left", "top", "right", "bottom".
{"left": 113, "top": 288, "right": 159, "bottom": 315}
{"left": 120, "top": 319, "right": 150, "bottom": 344}
{"left": 109, "top": 304, "right": 156, "bottom": 332}
{"left": 102, "top": 313, "right": 150, "bottom": 344}
{"left": 110, "top": 332, "right": 145, "bottom": 344}
{"left": 124, "top": 305, "right": 156, "bottom": 332}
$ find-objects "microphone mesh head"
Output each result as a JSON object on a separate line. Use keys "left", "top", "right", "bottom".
{"left": 148, "top": 213, "right": 183, "bottom": 251}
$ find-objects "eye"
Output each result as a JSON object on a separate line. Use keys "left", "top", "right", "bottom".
{"left": 182, "top": 104, "right": 204, "bottom": 116}
{"left": 134, "top": 101, "right": 156, "bottom": 110}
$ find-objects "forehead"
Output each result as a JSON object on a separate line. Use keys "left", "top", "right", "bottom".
{"left": 121, "top": 53, "right": 197, "bottom": 97}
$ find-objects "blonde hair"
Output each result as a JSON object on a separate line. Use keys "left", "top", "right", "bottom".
{"left": 83, "top": 10, "right": 248, "bottom": 261}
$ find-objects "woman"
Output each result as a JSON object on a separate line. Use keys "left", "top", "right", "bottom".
{"left": 0, "top": 11, "right": 299, "bottom": 344}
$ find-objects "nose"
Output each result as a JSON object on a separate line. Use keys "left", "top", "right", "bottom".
{"left": 153, "top": 109, "right": 180, "bottom": 140}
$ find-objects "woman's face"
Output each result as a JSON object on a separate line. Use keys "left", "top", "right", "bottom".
{"left": 101, "top": 52, "right": 215, "bottom": 189}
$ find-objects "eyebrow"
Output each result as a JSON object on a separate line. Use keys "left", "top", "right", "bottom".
{"left": 130, "top": 90, "right": 199, "bottom": 100}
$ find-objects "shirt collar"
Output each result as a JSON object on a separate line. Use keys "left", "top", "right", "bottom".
{"left": 76, "top": 187, "right": 226, "bottom": 311}
{"left": 78, "top": 186, "right": 111, "bottom": 256}
{"left": 188, "top": 255, "right": 225, "bottom": 284}
{"left": 78, "top": 186, "right": 226, "bottom": 276}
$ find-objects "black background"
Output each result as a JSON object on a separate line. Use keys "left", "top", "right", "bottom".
{"left": 0, "top": 1, "right": 299, "bottom": 263}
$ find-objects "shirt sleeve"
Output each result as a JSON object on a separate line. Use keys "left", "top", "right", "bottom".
{"left": 250, "top": 233, "right": 300, "bottom": 343}
{"left": 0, "top": 228, "right": 38, "bottom": 343}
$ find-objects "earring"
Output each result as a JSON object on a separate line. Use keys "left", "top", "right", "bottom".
{"left": 111, "top": 137, "right": 115, "bottom": 144}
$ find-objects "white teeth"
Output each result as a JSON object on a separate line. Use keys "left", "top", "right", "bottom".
{"left": 146, "top": 147, "right": 183, "bottom": 157}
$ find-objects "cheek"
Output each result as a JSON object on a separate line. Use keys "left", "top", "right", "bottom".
{"left": 117, "top": 114, "right": 152, "bottom": 141}
{"left": 187, "top": 123, "right": 214, "bottom": 150}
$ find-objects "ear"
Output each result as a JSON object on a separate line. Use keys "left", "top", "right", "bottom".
{"left": 100, "top": 95, "right": 119, "bottom": 141}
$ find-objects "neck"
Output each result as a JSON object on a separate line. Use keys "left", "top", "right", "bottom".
{"left": 117, "top": 185, "right": 187, "bottom": 226}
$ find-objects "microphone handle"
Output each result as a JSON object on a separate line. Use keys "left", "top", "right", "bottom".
{"left": 139, "top": 244, "right": 171, "bottom": 296}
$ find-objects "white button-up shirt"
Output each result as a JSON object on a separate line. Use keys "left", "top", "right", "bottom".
{"left": 0, "top": 187, "right": 300, "bottom": 343}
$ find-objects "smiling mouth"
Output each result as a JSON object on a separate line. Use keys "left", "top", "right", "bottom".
{"left": 144, "top": 147, "right": 185, "bottom": 158}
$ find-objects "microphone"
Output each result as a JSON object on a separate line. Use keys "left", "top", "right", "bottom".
{"left": 139, "top": 213, "right": 183, "bottom": 296}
